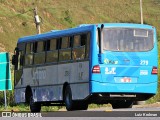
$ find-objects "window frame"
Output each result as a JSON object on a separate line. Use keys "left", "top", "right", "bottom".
{"left": 58, "top": 36, "right": 72, "bottom": 62}
{"left": 33, "top": 41, "right": 46, "bottom": 65}
{"left": 45, "top": 38, "right": 59, "bottom": 63}
{"left": 72, "top": 32, "right": 90, "bottom": 61}
{"left": 22, "top": 31, "right": 90, "bottom": 67}
{"left": 24, "top": 42, "right": 34, "bottom": 66}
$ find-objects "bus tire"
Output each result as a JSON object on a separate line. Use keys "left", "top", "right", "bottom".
{"left": 64, "top": 85, "right": 76, "bottom": 111}
{"left": 111, "top": 100, "right": 133, "bottom": 109}
{"left": 80, "top": 103, "right": 88, "bottom": 110}
{"left": 25, "top": 86, "right": 32, "bottom": 104}
{"left": 76, "top": 101, "right": 88, "bottom": 110}
{"left": 30, "top": 96, "right": 41, "bottom": 112}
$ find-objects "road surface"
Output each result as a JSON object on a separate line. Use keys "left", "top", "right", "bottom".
{"left": 41, "top": 103, "right": 160, "bottom": 118}
{"left": 1, "top": 103, "right": 160, "bottom": 120}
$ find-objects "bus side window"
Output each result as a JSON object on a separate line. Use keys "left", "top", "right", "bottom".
{"left": 14, "top": 43, "right": 25, "bottom": 70}
{"left": 46, "top": 39, "right": 58, "bottom": 63}
{"left": 36, "top": 41, "right": 44, "bottom": 53}
{"left": 34, "top": 41, "right": 45, "bottom": 65}
{"left": 86, "top": 33, "right": 90, "bottom": 58}
{"left": 59, "top": 37, "right": 71, "bottom": 62}
{"left": 73, "top": 35, "right": 81, "bottom": 47}
{"left": 18, "top": 51, "right": 24, "bottom": 70}
{"left": 61, "top": 37, "right": 70, "bottom": 49}
{"left": 25, "top": 43, "right": 33, "bottom": 66}
{"left": 72, "top": 34, "right": 86, "bottom": 61}
{"left": 50, "top": 39, "right": 57, "bottom": 50}
{"left": 25, "top": 43, "right": 33, "bottom": 54}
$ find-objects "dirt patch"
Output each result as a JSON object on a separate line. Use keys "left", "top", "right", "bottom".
{"left": 0, "top": 43, "right": 6, "bottom": 52}
{"left": 134, "top": 102, "right": 160, "bottom": 108}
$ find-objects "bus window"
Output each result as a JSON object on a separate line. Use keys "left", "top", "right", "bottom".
{"left": 25, "top": 54, "right": 33, "bottom": 66}
{"left": 81, "top": 34, "right": 86, "bottom": 46}
{"left": 36, "top": 41, "right": 44, "bottom": 52}
{"left": 34, "top": 53, "right": 45, "bottom": 64}
{"left": 72, "top": 34, "right": 87, "bottom": 60}
{"left": 25, "top": 43, "right": 33, "bottom": 66}
{"left": 59, "top": 49, "right": 71, "bottom": 61}
{"left": 34, "top": 41, "right": 45, "bottom": 65}
{"left": 85, "top": 33, "right": 90, "bottom": 58}
{"left": 72, "top": 48, "right": 85, "bottom": 60}
{"left": 50, "top": 39, "right": 57, "bottom": 50}
{"left": 25, "top": 43, "right": 33, "bottom": 54}
{"left": 46, "top": 39, "right": 58, "bottom": 63}
{"left": 73, "top": 35, "right": 81, "bottom": 47}
{"left": 18, "top": 51, "right": 24, "bottom": 70}
{"left": 103, "top": 28, "right": 153, "bottom": 52}
{"left": 61, "top": 37, "right": 70, "bottom": 49}
{"left": 46, "top": 51, "right": 58, "bottom": 63}
{"left": 59, "top": 37, "right": 71, "bottom": 62}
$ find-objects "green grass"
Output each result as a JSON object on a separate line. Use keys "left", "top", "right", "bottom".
{"left": 0, "top": 0, "right": 160, "bottom": 52}
{"left": 88, "top": 104, "right": 112, "bottom": 109}
{"left": 0, "top": 103, "right": 112, "bottom": 112}
{"left": 0, "top": 104, "right": 63, "bottom": 112}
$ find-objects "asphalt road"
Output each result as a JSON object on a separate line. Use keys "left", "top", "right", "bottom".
{"left": 40, "top": 103, "right": 160, "bottom": 119}
{"left": 1, "top": 103, "right": 160, "bottom": 120}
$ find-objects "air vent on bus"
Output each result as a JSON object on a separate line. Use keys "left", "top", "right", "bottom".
{"left": 151, "top": 66, "right": 158, "bottom": 74}
{"left": 92, "top": 65, "right": 101, "bottom": 73}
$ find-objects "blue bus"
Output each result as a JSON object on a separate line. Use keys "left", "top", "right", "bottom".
{"left": 12, "top": 23, "right": 158, "bottom": 112}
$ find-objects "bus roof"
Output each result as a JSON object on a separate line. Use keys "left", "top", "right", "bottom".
{"left": 18, "top": 23, "right": 154, "bottom": 43}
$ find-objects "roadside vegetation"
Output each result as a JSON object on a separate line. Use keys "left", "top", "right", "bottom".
{"left": 0, "top": 0, "right": 160, "bottom": 111}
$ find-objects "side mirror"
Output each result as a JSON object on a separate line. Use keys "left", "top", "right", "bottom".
{"left": 12, "top": 55, "right": 16, "bottom": 65}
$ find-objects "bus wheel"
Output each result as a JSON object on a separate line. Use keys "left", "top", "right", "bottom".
{"left": 111, "top": 100, "right": 133, "bottom": 109}
{"left": 83, "top": 103, "right": 88, "bottom": 110}
{"left": 25, "top": 86, "right": 32, "bottom": 104}
{"left": 75, "top": 101, "right": 88, "bottom": 110}
{"left": 29, "top": 96, "right": 41, "bottom": 112}
{"left": 64, "top": 85, "right": 76, "bottom": 111}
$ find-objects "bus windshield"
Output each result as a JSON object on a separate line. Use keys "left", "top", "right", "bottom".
{"left": 103, "top": 28, "right": 153, "bottom": 52}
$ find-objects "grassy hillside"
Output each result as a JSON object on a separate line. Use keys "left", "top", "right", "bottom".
{"left": 0, "top": 0, "right": 160, "bottom": 105}
{"left": 0, "top": 0, "right": 160, "bottom": 52}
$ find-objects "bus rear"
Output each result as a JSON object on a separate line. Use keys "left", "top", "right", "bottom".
{"left": 90, "top": 23, "right": 158, "bottom": 108}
